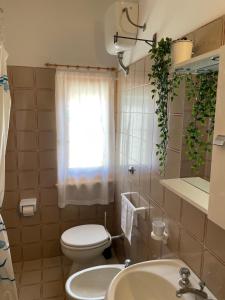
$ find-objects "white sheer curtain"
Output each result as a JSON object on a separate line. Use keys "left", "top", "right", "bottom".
{"left": 55, "top": 69, "right": 115, "bottom": 207}
{"left": 0, "top": 44, "right": 11, "bottom": 208}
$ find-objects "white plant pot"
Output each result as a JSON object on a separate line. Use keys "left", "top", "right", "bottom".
{"left": 171, "top": 40, "right": 193, "bottom": 64}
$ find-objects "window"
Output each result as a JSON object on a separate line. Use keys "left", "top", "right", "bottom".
{"left": 68, "top": 92, "right": 104, "bottom": 169}
{"left": 55, "top": 69, "right": 115, "bottom": 207}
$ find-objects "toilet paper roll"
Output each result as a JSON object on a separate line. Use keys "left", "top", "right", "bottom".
{"left": 22, "top": 206, "right": 34, "bottom": 217}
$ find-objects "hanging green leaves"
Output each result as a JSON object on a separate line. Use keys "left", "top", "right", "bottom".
{"left": 149, "top": 38, "right": 180, "bottom": 174}
{"left": 185, "top": 71, "right": 218, "bottom": 171}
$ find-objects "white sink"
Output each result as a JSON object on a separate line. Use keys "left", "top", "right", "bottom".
{"left": 106, "top": 259, "right": 216, "bottom": 300}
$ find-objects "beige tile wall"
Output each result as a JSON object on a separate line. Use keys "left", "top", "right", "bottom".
{"left": 1, "top": 66, "right": 113, "bottom": 263}
{"left": 114, "top": 56, "right": 225, "bottom": 299}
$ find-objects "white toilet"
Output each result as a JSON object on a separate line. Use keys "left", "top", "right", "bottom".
{"left": 61, "top": 224, "right": 112, "bottom": 272}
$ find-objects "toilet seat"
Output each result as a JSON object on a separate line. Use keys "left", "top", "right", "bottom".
{"left": 61, "top": 224, "right": 111, "bottom": 250}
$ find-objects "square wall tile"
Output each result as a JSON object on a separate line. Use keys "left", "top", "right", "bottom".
{"left": 22, "top": 243, "right": 42, "bottom": 261}
{"left": 164, "top": 218, "right": 180, "bottom": 255}
{"left": 2, "top": 209, "right": 20, "bottom": 228}
{"left": 40, "top": 188, "right": 58, "bottom": 206}
{"left": 202, "top": 250, "right": 225, "bottom": 300}
{"left": 179, "top": 230, "right": 203, "bottom": 276}
{"left": 7, "top": 228, "right": 21, "bottom": 245}
{"left": 13, "top": 90, "right": 35, "bottom": 109}
{"left": 11, "top": 245, "right": 22, "bottom": 262}
{"left": 5, "top": 171, "right": 18, "bottom": 191}
{"left": 37, "top": 90, "right": 54, "bottom": 109}
{"left": 22, "top": 225, "right": 41, "bottom": 243}
{"left": 40, "top": 169, "right": 57, "bottom": 187}
{"left": 39, "top": 151, "right": 56, "bottom": 169}
{"left": 3, "top": 191, "right": 19, "bottom": 209}
{"left": 21, "top": 211, "right": 41, "bottom": 226}
{"left": 42, "top": 224, "right": 60, "bottom": 241}
{"left": 39, "top": 131, "right": 56, "bottom": 150}
{"left": 35, "top": 68, "right": 55, "bottom": 89}
{"left": 5, "top": 152, "right": 17, "bottom": 170}
{"left": 16, "top": 132, "right": 37, "bottom": 150}
{"left": 19, "top": 171, "right": 38, "bottom": 189}
{"left": 6, "top": 130, "right": 16, "bottom": 151}
{"left": 181, "top": 201, "right": 206, "bottom": 242}
{"left": 41, "top": 206, "right": 59, "bottom": 224}
{"left": 12, "top": 67, "right": 34, "bottom": 88}
{"left": 164, "top": 189, "right": 182, "bottom": 222}
{"left": 43, "top": 240, "right": 61, "bottom": 258}
{"left": 15, "top": 111, "right": 37, "bottom": 130}
{"left": 60, "top": 205, "right": 79, "bottom": 222}
{"left": 150, "top": 172, "right": 164, "bottom": 206}
{"left": 165, "top": 149, "right": 181, "bottom": 179}
{"left": 79, "top": 205, "right": 97, "bottom": 220}
{"left": 205, "top": 220, "right": 225, "bottom": 263}
{"left": 18, "top": 152, "right": 38, "bottom": 170}
{"left": 168, "top": 114, "right": 183, "bottom": 150}
{"left": 38, "top": 112, "right": 55, "bottom": 130}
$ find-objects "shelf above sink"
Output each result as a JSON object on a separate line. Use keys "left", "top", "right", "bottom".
{"left": 160, "top": 178, "right": 209, "bottom": 214}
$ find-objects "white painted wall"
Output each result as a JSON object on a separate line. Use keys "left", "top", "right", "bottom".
{"left": 2, "top": 0, "right": 225, "bottom": 67}
{"left": 1, "top": 0, "right": 117, "bottom": 67}
{"left": 124, "top": 0, "right": 225, "bottom": 65}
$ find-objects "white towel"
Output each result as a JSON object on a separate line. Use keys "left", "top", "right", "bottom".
{"left": 0, "top": 214, "right": 18, "bottom": 300}
{"left": 121, "top": 193, "right": 144, "bottom": 244}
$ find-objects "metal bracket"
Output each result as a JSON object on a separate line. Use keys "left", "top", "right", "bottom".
{"left": 123, "top": 7, "right": 146, "bottom": 31}
{"left": 117, "top": 52, "right": 129, "bottom": 75}
{"left": 213, "top": 135, "right": 225, "bottom": 146}
{"left": 114, "top": 33, "right": 157, "bottom": 75}
{"left": 114, "top": 32, "right": 157, "bottom": 47}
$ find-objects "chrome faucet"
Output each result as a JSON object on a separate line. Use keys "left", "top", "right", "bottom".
{"left": 176, "top": 267, "right": 208, "bottom": 299}
{"left": 124, "top": 259, "right": 132, "bottom": 268}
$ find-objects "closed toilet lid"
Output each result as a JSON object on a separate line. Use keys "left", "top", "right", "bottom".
{"left": 61, "top": 224, "right": 110, "bottom": 248}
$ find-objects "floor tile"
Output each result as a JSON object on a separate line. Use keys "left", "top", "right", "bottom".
{"left": 21, "top": 270, "right": 42, "bottom": 285}
{"left": 23, "top": 259, "right": 42, "bottom": 271}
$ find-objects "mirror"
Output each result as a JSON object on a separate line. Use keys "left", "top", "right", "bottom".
{"left": 173, "top": 51, "right": 220, "bottom": 194}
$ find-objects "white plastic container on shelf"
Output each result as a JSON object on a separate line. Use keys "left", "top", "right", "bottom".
{"left": 171, "top": 39, "right": 193, "bottom": 64}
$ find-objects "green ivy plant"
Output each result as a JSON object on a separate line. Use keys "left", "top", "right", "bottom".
{"left": 185, "top": 71, "right": 218, "bottom": 171}
{"left": 149, "top": 38, "right": 180, "bottom": 174}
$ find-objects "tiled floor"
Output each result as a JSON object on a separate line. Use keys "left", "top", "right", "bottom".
{"left": 14, "top": 256, "right": 72, "bottom": 300}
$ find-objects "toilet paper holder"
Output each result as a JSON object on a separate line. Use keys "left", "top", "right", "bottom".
{"left": 19, "top": 198, "right": 37, "bottom": 216}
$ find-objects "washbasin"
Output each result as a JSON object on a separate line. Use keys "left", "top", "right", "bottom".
{"left": 106, "top": 259, "right": 216, "bottom": 300}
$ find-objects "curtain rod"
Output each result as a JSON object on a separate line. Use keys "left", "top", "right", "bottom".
{"left": 45, "top": 63, "right": 116, "bottom": 72}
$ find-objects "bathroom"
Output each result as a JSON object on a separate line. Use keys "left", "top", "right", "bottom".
{"left": 1, "top": 0, "right": 225, "bottom": 299}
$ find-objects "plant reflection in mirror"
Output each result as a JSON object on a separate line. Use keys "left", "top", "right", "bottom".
{"left": 185, "top": 71, "right": 218, "bottom": 171}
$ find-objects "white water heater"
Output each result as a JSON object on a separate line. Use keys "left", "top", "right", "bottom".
{"left": 104, "top": 1, "right": 139, "bottom": 55}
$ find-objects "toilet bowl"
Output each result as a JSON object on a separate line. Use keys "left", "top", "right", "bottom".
{"left": 66, "top": 264, "right": 124, "bottom": 300}
{"left": 61, "top": 224, "right": 112, "bottom": 272}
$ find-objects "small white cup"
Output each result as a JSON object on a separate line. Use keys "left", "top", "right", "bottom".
{"left": 152, "top": 220, "right": 165, "bottom": 237}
